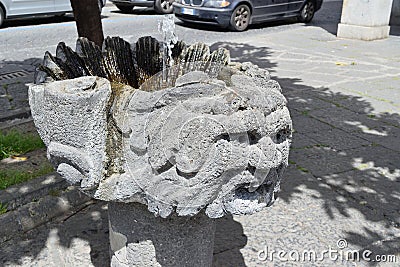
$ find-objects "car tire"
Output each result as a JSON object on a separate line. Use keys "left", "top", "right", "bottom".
{"left": 154, "top": 0, "right": 174, "bottom": 14}
{"left": 298, "top": 0, "right": 315, "bottom": 23}
{"left": 0, "top": 7, "right": 4, "bottom": 28}
{"left": 116, "top": 4, "right": 134, "bottom": 13}
{"left": 229, "top": 4, "right": 251, "bottom": 32}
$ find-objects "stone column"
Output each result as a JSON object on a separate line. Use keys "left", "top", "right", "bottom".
{"left": 337, "top": 0, "right": 394, "bottom": 40}
{"left": 108, "top": 202, "right": 216, "bottom": 267}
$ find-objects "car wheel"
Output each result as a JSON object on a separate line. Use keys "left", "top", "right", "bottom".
{"left": 298, "top": 0, "right": 315, "bottom": 23}
{"left": 0, "top": 7, "right": 4, "bottom": 28}
{"left": 229, "top": 4, "right": 251, "bottom": 32}
{"left": 116, "top": 4, "right": 134, "bottom": 13}
{"left": 154, "top": 0, "right": 174, "bottom": 14}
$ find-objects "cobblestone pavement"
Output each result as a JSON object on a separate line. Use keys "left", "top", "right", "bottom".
{"left": 1, "top": 1, "right": 400, "bottom": 266}
{"left": 0, "top": 59, "right": 39, "bottom": 120}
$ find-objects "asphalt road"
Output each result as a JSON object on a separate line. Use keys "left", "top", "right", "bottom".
{"left": 0, "top": 0, "right": 343, "bottom": 62}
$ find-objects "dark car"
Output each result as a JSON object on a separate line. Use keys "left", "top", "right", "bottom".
{"left": 173, "top": 0, "right": 323, "bottom": 31}
{"left": 111, "top": 0, "right": 175, "bottom": 14}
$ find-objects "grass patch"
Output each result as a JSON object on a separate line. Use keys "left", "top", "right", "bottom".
{"left": 333, "top": 102, "right": 343, "bottom": 108}
{"left": 315, "top": 144, "right": 330, "bottom": 148}
{"left": 0, "top": 163, "right": 54, "bottom": 190}
{"left": 48, "top": 189, "right": 61, "bottom": 197}
{"left": 301, "top": 110, "right": 309, "bottom": 116}
{"left": 0, "top": 203, "right": 7, "bottom": 215}
{"left": 296, "top": 166, "right": 309, "bottom": 173}
{"left": 0, "top": 130, "right": 45, "bottom": 160}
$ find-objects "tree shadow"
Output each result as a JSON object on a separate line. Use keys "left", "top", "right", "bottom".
{"left": 213, "top": 215, "right": 247, "bottom": 266}
{"left": 0, "top": 200, "right": 247, "bottom": 266}
{"left": 0, "top": 201, "right": 110, "bottom": 267}
{"left": 210, "top": 41, "right": 400, "bottom": 265}
{"left": 210, "top": 42, "right": 277, "bottom": 71}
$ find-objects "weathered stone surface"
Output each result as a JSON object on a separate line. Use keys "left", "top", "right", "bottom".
{"left": 29, "top": 37, "right": 292, "bottom": 219}
{"left": 29, "top": 76, "right": 111, "bottom": 190}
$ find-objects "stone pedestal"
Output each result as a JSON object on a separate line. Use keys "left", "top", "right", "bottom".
{"left": 108, "top": 202, "right": 216, "bottom": 267}
{"left": 337, "top": 0, "right": 394, "bottom": 40}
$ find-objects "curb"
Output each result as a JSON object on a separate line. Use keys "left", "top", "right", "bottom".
{"left": 0, "top": 172, "right": 67, "bottom": 212}
{"left": 0, "top": 107, "right": 31, "bottom": 123}
{"left": 0, "top": 186, "right": 92, "bottom": 243}
{"left": 0, "top": 173, "right": 92, "bottom": 243}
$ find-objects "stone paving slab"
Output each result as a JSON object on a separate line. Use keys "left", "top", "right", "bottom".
{"left": 289, "top": 146, "right": 356, "bottom": 177}
{"left": 0, "top": 186, "right": 91, "bottom": 243}
{"left": 302, "top": 127, "right": 371, "bottom": 151}
{"left": 290, "top": 132, "right": 318, "bottom": 149}
{"left": 0, "top": 173, "right": 66, "bottom": 212}
{"left": 291, "top": 114, "right": 334, "bottom": 134}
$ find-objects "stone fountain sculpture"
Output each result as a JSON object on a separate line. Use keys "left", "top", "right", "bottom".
{"left": 29, "top": 35, "right": 292, "bottom": 266}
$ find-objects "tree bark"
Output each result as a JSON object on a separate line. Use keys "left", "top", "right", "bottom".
{"left": 70, "top": 0, "right": 104, "bottom": 47}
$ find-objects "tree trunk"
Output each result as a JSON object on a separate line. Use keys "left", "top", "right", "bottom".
{"left": 70, "top": 0, "right": 104, "bottom": 46}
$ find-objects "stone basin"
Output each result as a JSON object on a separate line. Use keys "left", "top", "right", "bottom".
{"left": 29, "top": 35, "right": 292, "bottom": 266}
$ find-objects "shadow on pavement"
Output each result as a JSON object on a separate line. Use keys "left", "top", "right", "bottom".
{"left": 0, "top": 201, "right": 110, "bottom": 267}
{"left": 390, "top": 25, "right": 400, "bottom": 36}
{"left": 111, "top": 7, "right": 162, "bottom": 16}
{"left": 175, "top": 18, "right": 299, "bottom": 33}
{"left": 213, "top": 215, "right": 247, "bottom": 266}
{"left": 212, "top": 42, "right": 400, "bottom": 265}
{"left": 0, "top": 201, "right": 247, "bottom": 266}
{"left": 211, "top": 42, "right": 277, "bottom": 71}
